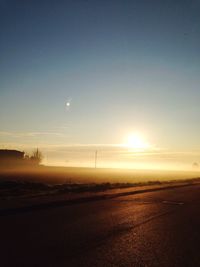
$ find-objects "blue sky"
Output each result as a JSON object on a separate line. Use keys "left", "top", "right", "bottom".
{"left": 1, "top": 0, "right": 200, "bottom": 168}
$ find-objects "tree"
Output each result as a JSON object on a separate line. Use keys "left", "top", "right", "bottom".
{"left": 192, "top": 162, "right": 199, "bottom": 169}
{"left": 30, "top": 148, "right": 43, "bottom": 165}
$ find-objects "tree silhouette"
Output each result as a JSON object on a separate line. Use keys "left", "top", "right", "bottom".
{"left": 30, "top": 148, "right": 43, "bottom": 165}
{"left": 192, "top": 162, "right": 199, "bottom": 169}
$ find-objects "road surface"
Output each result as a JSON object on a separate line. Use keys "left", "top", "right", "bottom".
{"left": 1, "top": 183, "right": 200, "bottom": 266}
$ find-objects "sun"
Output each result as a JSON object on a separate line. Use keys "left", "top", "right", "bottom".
{"left": 124, "top": 133, "right": 150, "bottom": 151}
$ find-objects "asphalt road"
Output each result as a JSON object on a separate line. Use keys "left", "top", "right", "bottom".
{"left": 1, "top": 183, "right": 200, "bottom": 267}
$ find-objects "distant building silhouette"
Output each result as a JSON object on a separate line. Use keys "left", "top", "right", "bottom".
{"left": 0, "top": 149, "right": 25, "bottom": 169}
{"left": 0, "top": 149, "right": 24, "bottom": 159}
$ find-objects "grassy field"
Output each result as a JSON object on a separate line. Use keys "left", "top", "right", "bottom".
{"left": 0, "top": 166, "right": 200, "bottom": 210}
{"left": 0, "top": 165, "right": 199, "bottom": 184}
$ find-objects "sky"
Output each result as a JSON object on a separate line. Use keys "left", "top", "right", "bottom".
{"left": 0, "top": 0, "right": 200, "bottom": 169}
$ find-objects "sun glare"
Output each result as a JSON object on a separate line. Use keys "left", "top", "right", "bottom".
{"left": 125, "top": 133, "right": 150, "bottom": 151}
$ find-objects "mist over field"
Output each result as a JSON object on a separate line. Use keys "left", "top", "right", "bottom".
{"left": 4, "top": 144, "right": 200, "bottom": 172}
{"left": 1, "top": 165, "right": 199, "bottom": 185}
{"left": 42, "top": 145, "right": 200, "bottom": 171}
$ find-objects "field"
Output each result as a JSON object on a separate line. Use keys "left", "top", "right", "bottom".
{"left": 1, "top": 165, "right": 200, "bottom": 184}
{"left": 0, "top": 166, "right": 199, "bottom": 206}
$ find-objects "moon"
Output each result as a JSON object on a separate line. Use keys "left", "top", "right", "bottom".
{"left": 66, "top": 102, "right": 70, "bottom": 107}
{"left": 65, "top": 98, "right": 72, "bottom": 110}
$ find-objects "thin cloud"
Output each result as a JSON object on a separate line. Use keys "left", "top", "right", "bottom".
{"left": 0, "top": 131, "right": 65, "bottom": 138}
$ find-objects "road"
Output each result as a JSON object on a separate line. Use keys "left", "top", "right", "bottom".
{"left": 1, "top": 183, "right": 200, "bottom": 267}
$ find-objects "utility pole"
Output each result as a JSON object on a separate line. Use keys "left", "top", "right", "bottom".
{"left": 95, "top": 150, "right": 98, "bottom": 169}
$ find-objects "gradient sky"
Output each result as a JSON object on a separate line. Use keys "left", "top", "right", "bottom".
{"left": 1, "top": 0, "right": 200, "bottom": 169}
